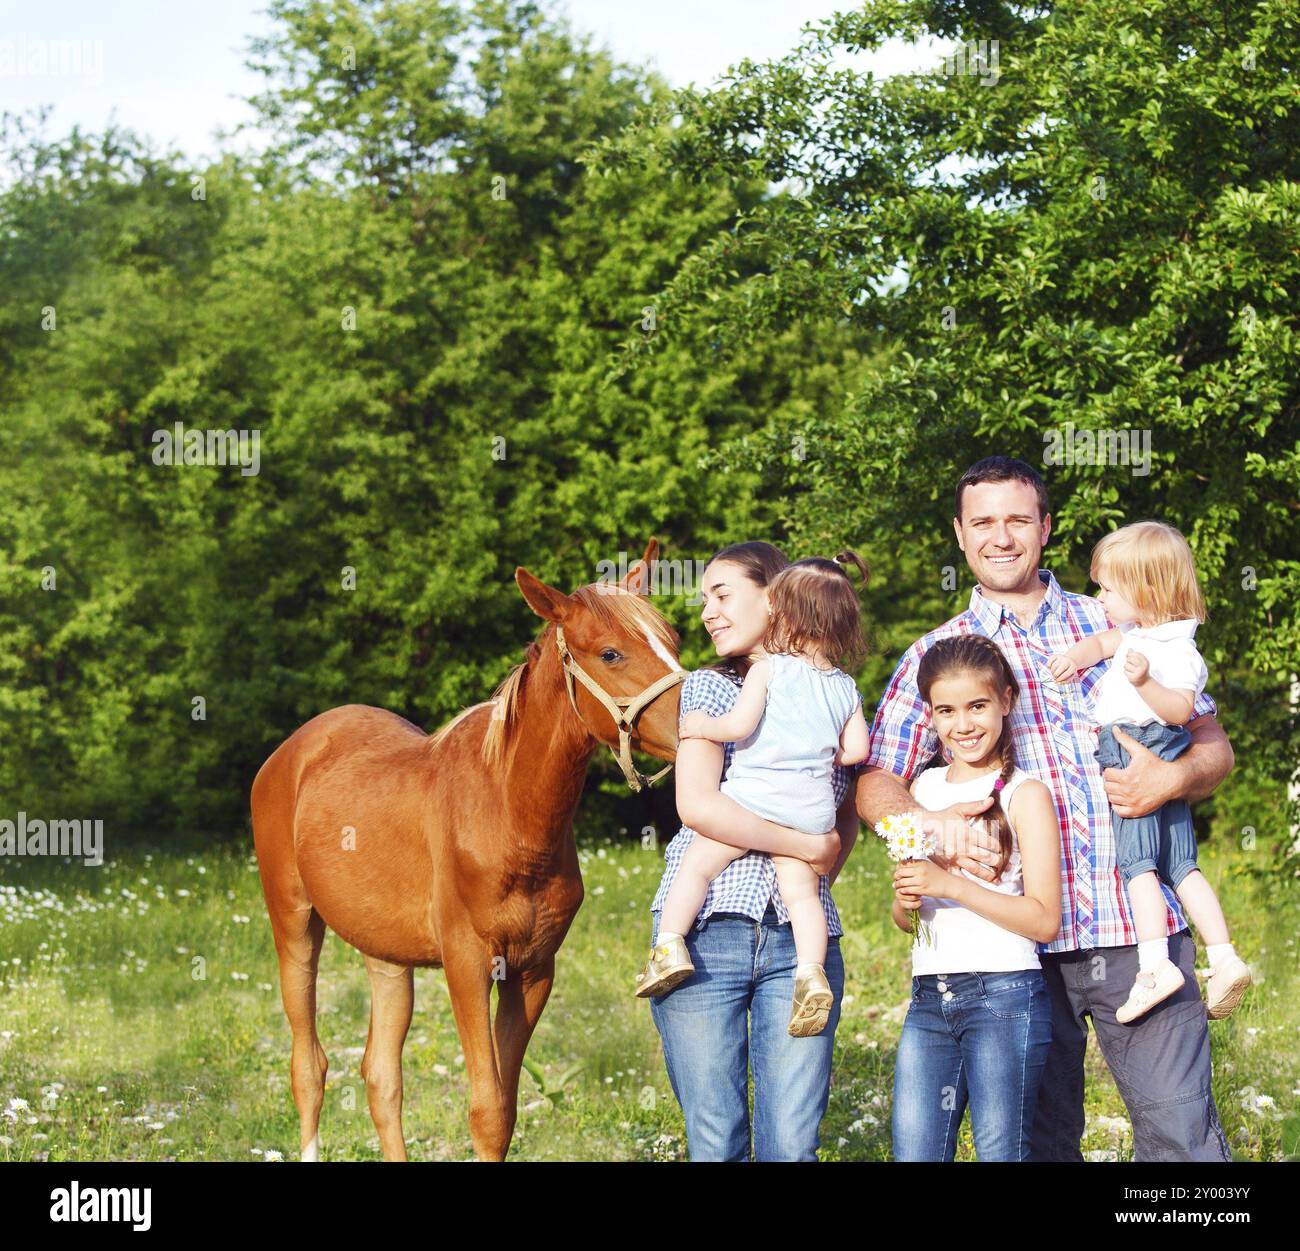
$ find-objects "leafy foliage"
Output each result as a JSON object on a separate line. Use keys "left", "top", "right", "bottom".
{"left": 595, "top": 0, "right": 1300, "bottom": 860}
{"left": 0, "top": 1, "right": 862, "bottom": 831}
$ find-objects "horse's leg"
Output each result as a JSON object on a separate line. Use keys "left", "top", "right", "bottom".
{"left": 360, "top": 955, "right": 414, "bottom": 1161}
{"left": 491, "top": 955, "right": 555, "bottom": 1148}
{"left": 443, "top": 943, "right": 511, "bottom": 1160}
{"left": 270, "top": 905, "right": 329, "bottom": 1161}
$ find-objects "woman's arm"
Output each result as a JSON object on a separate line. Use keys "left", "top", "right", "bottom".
{"left": 674, "top": 736, "right": 838, "bottom": 868}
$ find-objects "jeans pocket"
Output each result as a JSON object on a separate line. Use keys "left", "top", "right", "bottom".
{"left": 981, "top": 976, "right": 1037, "bottom": 1020}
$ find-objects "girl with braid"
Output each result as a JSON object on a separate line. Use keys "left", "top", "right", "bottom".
{"left": 890, "top": 635, "right": 1062, "bottom": 1161}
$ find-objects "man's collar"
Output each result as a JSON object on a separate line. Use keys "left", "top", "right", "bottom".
{"left": 969, "top": 569, "right": 1064, "bottom": 634}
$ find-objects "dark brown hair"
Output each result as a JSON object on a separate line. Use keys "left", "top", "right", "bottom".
{"left": 763, "top": 550, "right": 869, "bottom": 671}
{"left": 915, "top": 634, "right": 1020, "bottom": 876}
{"left": 702, "top": 541, "right": 790, "bottom": 681}
{"left": 954, "top": 456, "right": 1050, "bottom": 522}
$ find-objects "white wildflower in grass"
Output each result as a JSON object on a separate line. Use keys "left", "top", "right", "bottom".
{"left": 873, "top": 810, "right": 937, "bottom": 946}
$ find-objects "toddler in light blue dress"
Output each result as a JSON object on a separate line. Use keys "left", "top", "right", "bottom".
{"left": 637, "top": 552, "right": 870, "bottom": 1036}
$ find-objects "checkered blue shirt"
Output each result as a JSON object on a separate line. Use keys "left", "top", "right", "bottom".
{"left": 865, "top": 570, "right": 1218, "bottom": 954}
{"left": 650, "top": 667, "right": 859, "bottom": 936}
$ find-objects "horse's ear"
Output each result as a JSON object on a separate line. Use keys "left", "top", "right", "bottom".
{"left": 623, "top": 537, "right": 659, "bottom": 596}
{"left": 516, "top": 567, "right": 572, "bottom": 624}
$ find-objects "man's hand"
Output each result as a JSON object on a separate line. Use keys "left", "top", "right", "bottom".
{"left": 1103, "top": 726, "right": 1175, "bottom": 818}
{"left": 802, "top": 830, "right": 841, "bottom": 877}
{"left": 1123, "top": 650, "right": 1150, "bottom": 686}
{"left": 1046, "top": 654, "right": 1078, "bottom": 683}
{"left": 920, "top": 799, "right": 1003, "bottom": 882}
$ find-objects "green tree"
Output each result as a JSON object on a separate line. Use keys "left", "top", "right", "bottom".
{"left": 597, "top": 0, "right": 1300, "bottom": 864}
{"left": 0, "top": 0, "right": 866, "bottom": 833}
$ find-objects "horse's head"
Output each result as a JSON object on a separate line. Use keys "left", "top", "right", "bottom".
{"left": 516, "top": 538, "right": 685, "bottom": 789}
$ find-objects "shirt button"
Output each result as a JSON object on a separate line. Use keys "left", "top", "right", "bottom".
{"left": 943, "top": 991, "right": 954, "bottom": 1001}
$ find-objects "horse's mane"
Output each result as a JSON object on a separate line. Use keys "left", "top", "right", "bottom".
{"left": 428, "top": 584, "right": 679, "bottom": 768}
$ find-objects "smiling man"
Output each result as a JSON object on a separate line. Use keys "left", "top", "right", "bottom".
{"left": 857, "top": 456, "right": 1236, "bottom": 1161}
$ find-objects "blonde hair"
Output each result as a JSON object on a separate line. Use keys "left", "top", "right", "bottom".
{"left": 1090, "top": 521, "right": 1207, "bottom": 625}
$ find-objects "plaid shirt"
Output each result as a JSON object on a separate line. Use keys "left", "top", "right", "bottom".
{"left": 865, "top": 570, "right": 1217, "bottom": 954}
{"left": 650, "top": 667, "right": 859, "bottom": 936}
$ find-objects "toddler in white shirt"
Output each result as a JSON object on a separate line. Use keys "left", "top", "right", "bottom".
{"left": 1048, "top": 521, "right": 1251, "bottom": 1024}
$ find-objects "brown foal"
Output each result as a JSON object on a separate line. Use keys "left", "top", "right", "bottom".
{"left": 251, "top": 540, "right": 683, "bottom": 1160}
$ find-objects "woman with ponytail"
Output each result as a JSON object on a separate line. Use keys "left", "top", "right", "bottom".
{"left": 644, "top": 541, "right": 866, "bottom": 1160}
{"left": 639, "top": 548, "right": 870, "bottom": 1038}
{"left": 889, "top": 634, "right": 1062, "bottom": 1161}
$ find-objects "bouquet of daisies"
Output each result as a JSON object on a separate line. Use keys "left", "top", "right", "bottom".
{"left": 874, "top": 810, "right": 937, "bottom": 947}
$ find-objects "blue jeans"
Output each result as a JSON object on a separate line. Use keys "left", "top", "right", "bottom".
{"left": 1095, "top": 721, "right": 1198, "bottom": 888}
{"left": 649, "top": 904, "right": 844, "bottom": 1161}
{"left": 892, "top": 970, "right": 1052, "bottom": 1161}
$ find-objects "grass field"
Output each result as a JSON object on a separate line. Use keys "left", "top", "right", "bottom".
{"left": 0, "top": 830, "right": 1295, "bottom": 1161}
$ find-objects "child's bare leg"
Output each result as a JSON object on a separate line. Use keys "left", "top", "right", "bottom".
{"left": 772, "top": 854, "right": 826, "bottom": 967}
{"left": 1178, "top": 868, "right": 1250, "bottom": 1017}
{"left": 658, "top": 835, "right": 747, "bottom": 938}
{"left": 1126, "top": 870, "right": 1169, "bottom": 945}
{"left": 1174, "top": 870, "right": 1231, "bottom": 946}
{"left": 1115, "top": 869, "right": 1186, "bottom": 1024}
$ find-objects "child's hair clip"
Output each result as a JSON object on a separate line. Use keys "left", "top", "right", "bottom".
{"left": 992, "top": 777, "right": 1006, "bottom": 791}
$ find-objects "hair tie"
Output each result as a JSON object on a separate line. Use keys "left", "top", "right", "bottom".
{"left": 993, "top": 777, "right": 1006, "bottom": 791}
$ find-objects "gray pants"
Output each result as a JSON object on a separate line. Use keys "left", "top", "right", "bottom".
{"left": 1029, "top": 928, "right": 1232, "bottom": 1161}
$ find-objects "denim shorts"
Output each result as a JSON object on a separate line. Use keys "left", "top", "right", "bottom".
{"left": 1096, "top": 721, "right": 1198, "bottom": 887}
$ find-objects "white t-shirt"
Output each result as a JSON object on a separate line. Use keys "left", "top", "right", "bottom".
{"left": 907, "top": 765, "right": 1041, "bottom": 975}
{"left": 1090, "top": 618, "right": 1208, "bottom": 727}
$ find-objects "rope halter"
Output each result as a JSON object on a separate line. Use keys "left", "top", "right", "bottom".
{"left": 554, "top": 622, "right": 686, "bottom": 792}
